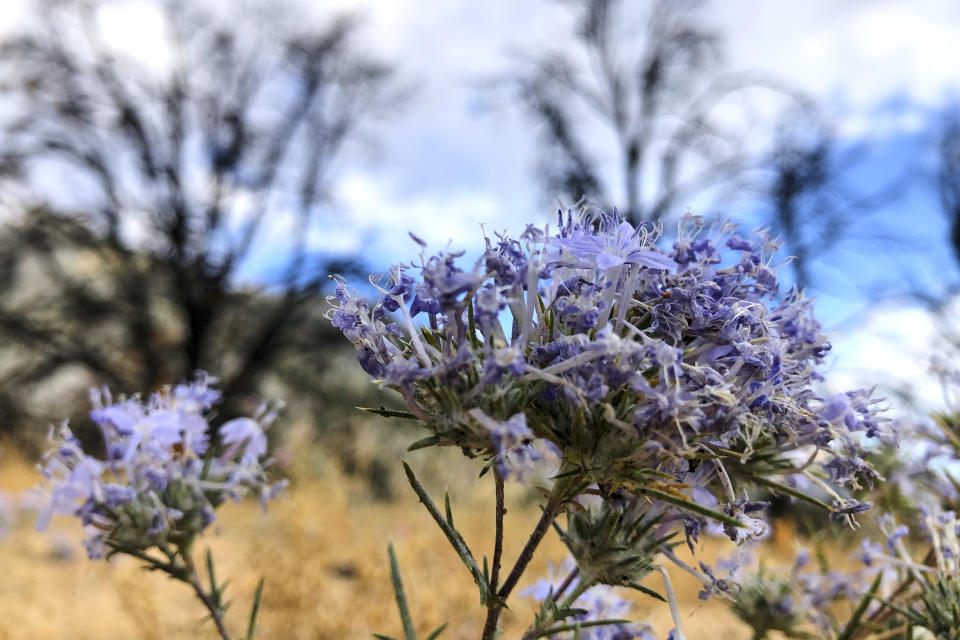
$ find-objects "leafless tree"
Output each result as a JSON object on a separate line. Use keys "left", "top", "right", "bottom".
{"left": 503, "top": 0, "right": 912, "bottom": 291}
{"left": 939, "top": 115, "right": 960, "bottom": 273}
{"left": 505, "top": 0, "right": 820, "bottom": 223}
{"left": 927, "top": 109, "right": 960, "bottom": 349}
{"left": 763, "top": 114, "right": 913, "bottom": 291}
{"left": 0, "top": 0, "right": 400, "bottom": 437}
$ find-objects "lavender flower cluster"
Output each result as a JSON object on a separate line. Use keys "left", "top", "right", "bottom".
{"left": 36, "top": 372, "right": 284, "bottom": 559}
{"left": 329, "top": 210, "right": 884, "bottom": 539}
{"left": 719, "top": 359, "right": 960, "bottom": 640}
{"left": 522, "top": 559, "right": 658, "bottom": 640}
{"left": 730, "top": 547, "right": 872, "bottom": 639}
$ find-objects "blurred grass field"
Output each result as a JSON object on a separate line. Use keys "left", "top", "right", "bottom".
{"left": 0, "top": 437, "right": 815, "bottom": 640}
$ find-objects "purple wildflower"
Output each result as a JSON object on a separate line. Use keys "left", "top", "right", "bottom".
{"left": 829, "top": 498, "right": 873, "bottom": 525}
{"left": 220, "top": 418, "right": 268, "bottom": 463}
{"left": 522, "top": 560, "right": 656, "bottom": 640}
{"left": 551, "top": 217, "right": 676, "bottom": 271}
{"left": 887, "top": 524, "right": 909, "bottom": 551}
{"left": 35, "top": 373, "right": 283, "bottom": 559}
{"left": 856, "top": 539, "right": 884, "bottom": 567}
{"left": 469, "top": 409, "right": 560, "bottom": 484}
{"left": 328, "top": 207, "right": 886, "bottom": 561}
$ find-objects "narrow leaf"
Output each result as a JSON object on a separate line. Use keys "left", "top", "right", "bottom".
{"left": 424, "top": 622, "right": 448, "bottom": 640}
{"left": 206, "top": 548, "right": 221, "bottom": 608}
{"left": 403, "top": 462, "right": 490, "bottom": 603}
{"left": 467, "top": 298, "right": 480, "bottom": 351}
{"left": 747, "top": 474, "right": 832, "bottom": 511}
{"left": 551, "top": 467, "right": 595, "bottom": 480}
{"left": 387, "top": 543, "right": 417, "bottom": 640}
{"left": 407, "top": 435, "right": 442, "bottom": 452}
{"left": 637, "top": 486, "right": 744, "bottom": 528}
{"left": 836, "top": 572, "right": 883, "bottom": 640}
{"left": 627, "top": 582, "right": 667, "bottom": 602}
{"left": 444, "top": 491, "right": 454, "bottom": 527}
{"left": 870, "top": 595, "right": 925, "bottom": 625}
{"left": 245, "top": 577, "right": 265, "bottom": 640}
{"left": 533, "top": 619, "right": 631, "bottom": 638}
{"left": 358, "top": 407, "right": 419, "bottom": 420}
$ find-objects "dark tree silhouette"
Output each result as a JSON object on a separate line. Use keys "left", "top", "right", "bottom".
{"left": 503, "top": 0, "right": 911, "bottom": 291}
{"left": 505, "top": 0, "right": 818, "bottom": 223}
{"left": 939, "top": 115, "right": 960, "bottom": 271}
{"left": 929, "top": 109, "right": 960, "bottom": 351}
{"left": 0, "top": 0, "right": 400, "bottom": 436}
{"left": 763, "top": 114, "right": 912, "bottom": 291}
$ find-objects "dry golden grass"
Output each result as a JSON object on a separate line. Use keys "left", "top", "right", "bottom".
{"left": 0, "top": 445, "right": 814, "bottom": 640}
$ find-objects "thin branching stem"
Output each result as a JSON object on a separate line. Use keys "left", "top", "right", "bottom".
{"left": 711, "top": 457, "right": 737, "bottom": 504}
{"left": 549, "top": 566, "right": 580, "bottom": 604}
{"left": 658, "top": 566, "right": 686, "bottom": 640}
{"left": 182, "top": 548, "right": 233, "bottom": 640}
{"left": 481, "top": 497, "right": 563, "bottom": 640}
{"left": 480, "top": 471, "right": 507, "bottom": 640}
{"left": 659, "top": 545, "right": 713, "bottom": 590}
{"left": 498, "top": 497, "right": 563, "bottom": 600}
{"left": 521, "top": 579, "right": 592, "bottom": 640}
{"left": 860, "top": 548, "right": 935, "bottom": 634}
{"left": 490, "top": 471, "right": 506, "bottom": 591}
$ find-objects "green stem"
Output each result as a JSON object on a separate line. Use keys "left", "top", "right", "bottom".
{"left": 182, "top": 547, "right": 233, "bottom": 640}
{"left": 556, "top": 578, "right": 591, "bottom": 612}
{"left": 519, "top": 563, "right": 591, "bottom": 640}
{"left": 549, "top": 567, "right": 580, "bottom": 605}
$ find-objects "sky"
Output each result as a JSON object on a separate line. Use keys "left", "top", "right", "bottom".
{"left": 294, "top": 0, "right": 957, "bottom": 240}
{"left": 2, "top": 0, "right": 958, "bottom": 410}
{"left": 304, "top": 0, "right": 960, "bottom": 409}
{"left": 291, "top": 0, "right": 959, "bottom": 294}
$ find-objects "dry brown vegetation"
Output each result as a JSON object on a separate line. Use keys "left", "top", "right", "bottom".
{"left": 0, "top": 442, "right": 812, "bottom": 640}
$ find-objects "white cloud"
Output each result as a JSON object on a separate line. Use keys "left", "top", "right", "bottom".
{"left": 5, "top": 0, "right": 958, "bottom": 394}
{"left": 828, "top": 302, "right": 946, "bottom": 413}
{"left": 95, "top": 1, "right": 172, "bottom": 75}
{"left": 313, "top": 173, "right": 519, "bottom": 264}
{"left": 705, "top": 0, "right": 960, "bottom": 136}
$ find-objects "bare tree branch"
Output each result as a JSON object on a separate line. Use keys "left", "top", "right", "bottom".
{"left": 0, "top": 0, "right": 401, "bottom": 436}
